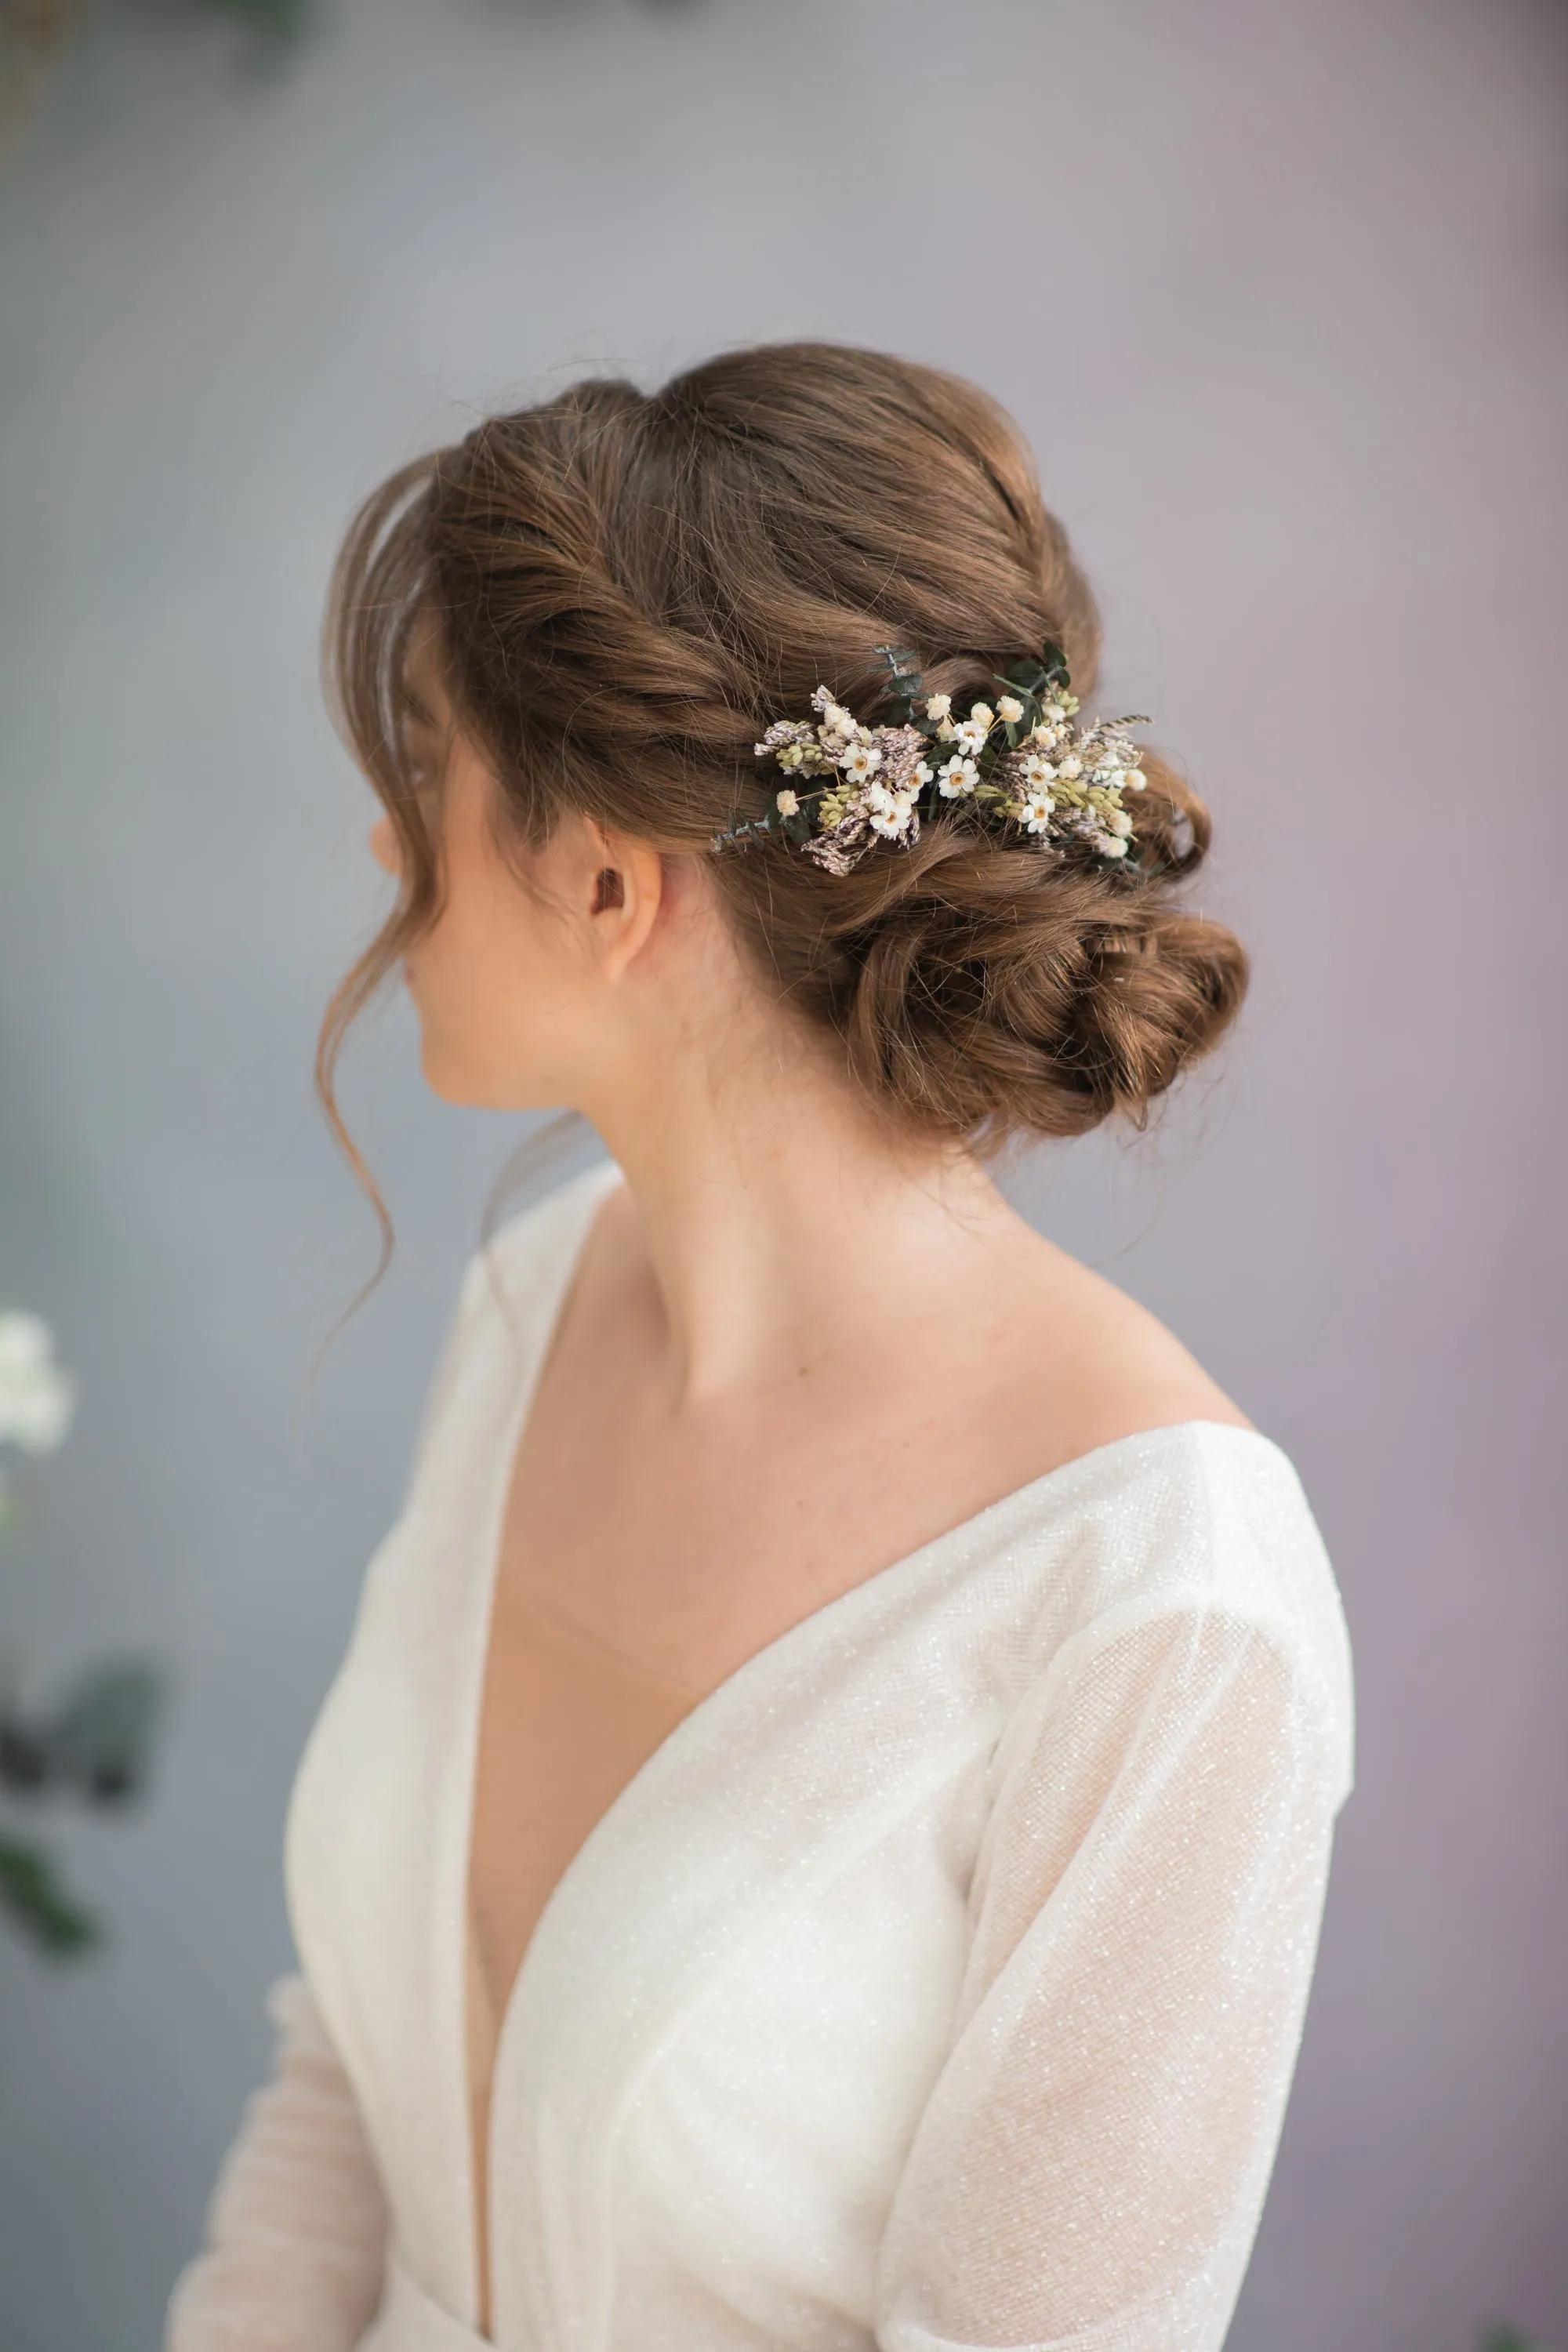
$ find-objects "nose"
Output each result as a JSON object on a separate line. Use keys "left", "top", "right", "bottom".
{"left": 368, "top": 815, "right": 400, "bottom": 877}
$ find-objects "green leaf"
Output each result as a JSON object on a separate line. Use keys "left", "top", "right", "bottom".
{"left": 0, "top": 1835, "right": 100, "bottom": 1960}
{"left": 874, "top": 645, "right": 925, "bottom": 714}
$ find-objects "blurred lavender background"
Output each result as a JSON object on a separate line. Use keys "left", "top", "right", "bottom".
{"left": 0, "top": 2, "right": 1564, "bottom": 2345}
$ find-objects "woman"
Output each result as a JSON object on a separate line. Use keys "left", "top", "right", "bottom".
{"left": 168, "top": 342, "right": 1353, "bottom": 2352}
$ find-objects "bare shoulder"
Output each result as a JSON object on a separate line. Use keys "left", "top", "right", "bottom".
{"left": 992, "top": 1225, "right": 1256, "bottom": 1462}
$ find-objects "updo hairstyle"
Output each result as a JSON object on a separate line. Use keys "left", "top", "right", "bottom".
{"left": 321, "top": 342, "right": 1247, "bottom": 1161}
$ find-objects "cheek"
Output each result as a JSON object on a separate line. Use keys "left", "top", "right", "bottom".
{"left": 408, "top": 865, "right": 572, "bottom": 1102}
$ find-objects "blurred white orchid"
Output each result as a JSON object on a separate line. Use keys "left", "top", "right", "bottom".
{"left": 0, "top": 1312, "right": 75, "bottom": 1458}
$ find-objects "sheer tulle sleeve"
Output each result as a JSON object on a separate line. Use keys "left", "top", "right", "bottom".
{"left": 165, "top": 1973, "right": 388, "bottom": 2352}
{"left": 875, "top": 1602, "right": 1349, "bottom": 2352}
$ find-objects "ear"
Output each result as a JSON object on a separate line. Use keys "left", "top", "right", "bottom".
{"left": 581, "top": 818, "right": 666, "bottom": 982}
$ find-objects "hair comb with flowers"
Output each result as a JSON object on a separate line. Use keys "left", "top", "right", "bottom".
{"left": 712, "top": 645, "right": 1150, "bottom": 878}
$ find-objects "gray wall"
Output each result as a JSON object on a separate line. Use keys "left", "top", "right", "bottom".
{"left": 1, "top": 2, "right": 1564, "bottom": 2346}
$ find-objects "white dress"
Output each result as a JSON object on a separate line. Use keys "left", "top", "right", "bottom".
{"left": 167, "top": 1156, "right": 1355, "bottom": 2352}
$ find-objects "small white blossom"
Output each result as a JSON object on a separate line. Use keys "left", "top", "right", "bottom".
{"left": 1105, "top": 807, "right": 1134, "bottom": 836}
{"left": 937, "top": 757, "right": 978, "bottom": 798}
{"left": 1020, "top": 792, "right": 1055, "bottom": 833}
{"left": 953, "top": 717, "right": 991, "bottom": 756}
{"left": 1029, "top": 719, "right": 1065, "bottom": 750}
{"left": 866, "top": 783, "right": 915, "bottom": 840}
{"left": 909, "top": 759, "right": 934, "bottom": 789}
{"left": 811, "top": 689, "right": 858, "bottom": 735}
{"left": 1056, "top": 753, "right": 1083, "bottom": 780}
{"left": 923, "top": 692, "right": 952, "bottom": 721}
{"left": 996, "top": 695, "right": 1025, "bottom": 724}
{"left": 968, "top": 702, "right": 995, "bottom": 730}
{"left": 775, "top": 788, "right": 800, "bottom": 817}
{"left": 935, "top": 715, "right": 956, "bottom": 742}
{"left": 1022, "top": 753, "right": 1057, "bottom": 789}
{"left": 1123, "top": 768, "right": 1148, "bottom": 791}
{"left": 1094, "top": 831, "right": 1130, "bottom": 858}
{"left": 0, "top": 1312, "right": 75, "bottom": 1456}
{"left": 838, "top": 742, "right": 884, "bottom": 782}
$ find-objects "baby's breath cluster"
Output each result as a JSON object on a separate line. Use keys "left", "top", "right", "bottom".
{"left": 714, "top": 646, "right": 1150, "bottom": 877}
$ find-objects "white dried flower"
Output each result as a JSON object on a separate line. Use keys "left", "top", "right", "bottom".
{"left": 911, "top": 758, "right": 934, "bottom": 788}
{"left": 775, "top": 788, "right": 800, "bottom": 817}
{"left": 1105, "top": 807, "right": 1134, "bottom": 836}
{"left": 1124, "top": 768, "right": 1148, "bottom": 790}
{"left": 937, "top": 756, "right": 979, "bottom": 798}
{"left": 996, "top": 695, "right": 1025, "bottom": 724}
{"left": 0, "top": 1312, "right": 74, "bottom": 1456}
{"left": 953, "top": 717, "right": 991, "bottom": 756}
{"left": 866, "top": 783, "right": 915, "bottom": 840}
{"left": 923, "top": 692, "right": 951, "bottom": 721}
{"left": 968, "top": 702, "right": 995, "bottom": 729}
{"left": 1022, "top": 753, "right": 1057, "bottom": 789}
{"left": 1020, "top": 792, "right": 1055, "bottom": 833}
{"left": 811, "top": 688, "right": 858, "bottom": 735}
{"left": 838, "top": 742, "right": 884, "bottom": 782}
{"left": 757, "top": 718, "right": 811, "bottom": 753}
{"left": 1056, "top": 753, "right": 1083, "bottom": 780}
{"left": 1095, "top": 832, "right": 1130, "bottom": 858}
{"left": 935, "top": 715, "right": 956, "bottom": 742}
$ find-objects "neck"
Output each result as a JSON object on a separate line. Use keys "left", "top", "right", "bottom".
{"left": 575, "top": 999, "right": 1033, "bottom": 1413}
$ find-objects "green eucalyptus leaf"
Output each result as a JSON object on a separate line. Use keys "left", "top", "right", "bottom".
{"left": 874, "top": 645, "right": 925, "bottom": 716}
{"left": 0, "top": 1835, "right": 100, "bottom": 1960}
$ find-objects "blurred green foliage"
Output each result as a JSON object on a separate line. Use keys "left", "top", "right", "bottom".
{"left": 0, "top": 1834, "right": 98, "bottom": 1956}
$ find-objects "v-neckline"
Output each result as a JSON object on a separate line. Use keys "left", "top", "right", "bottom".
{"left": 461, "top": 1157, "right": 626, "bottom": 2338}
{"left": 456, "top": 1155, "right": 1285, "bottom": 2340}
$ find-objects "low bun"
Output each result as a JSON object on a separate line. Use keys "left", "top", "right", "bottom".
{"left": 326, "top": 340, "right": 1249, "bottom": 1157}
{"left": 719, "top": 751, "right": 1247, "bottom": 1150}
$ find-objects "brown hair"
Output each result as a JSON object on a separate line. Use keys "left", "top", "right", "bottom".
{"left": 321, "top": 341, "right": 1246, "bottom": 1208}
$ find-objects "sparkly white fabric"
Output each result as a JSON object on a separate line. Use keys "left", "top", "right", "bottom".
{"left": 169, "top": 1158, "right": 1354, "bottom": 2352}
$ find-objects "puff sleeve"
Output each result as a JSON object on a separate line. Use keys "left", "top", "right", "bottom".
{"left": 874, "top": 1602, "right": 1351, "bottom": 2352}
{"left": 165, "top": 1972, "right": 388, "bottom": 2352}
